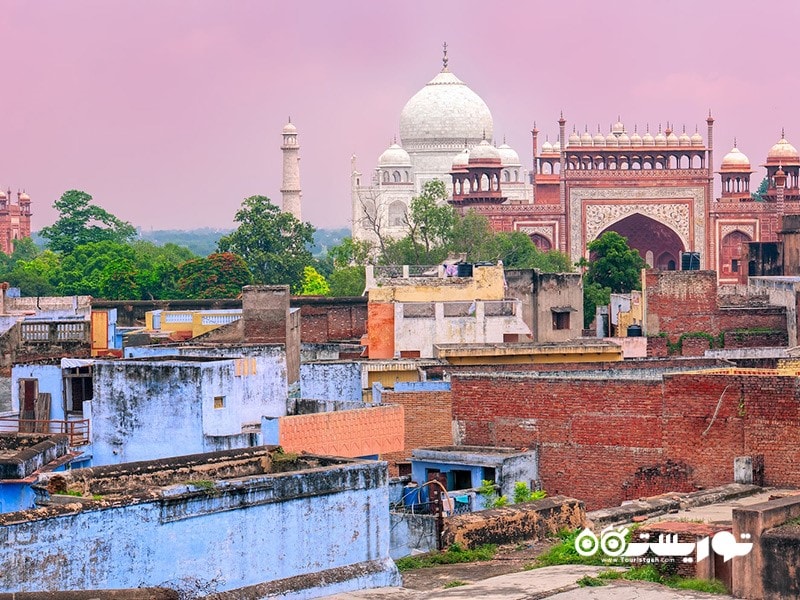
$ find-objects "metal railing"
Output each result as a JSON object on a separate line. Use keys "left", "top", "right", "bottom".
{"left": 0, "top": 418, "right": 90, "bottom": 446}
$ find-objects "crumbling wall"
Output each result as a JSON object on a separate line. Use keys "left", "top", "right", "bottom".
{"left": 0, "top": 456, "right": 399, "bottom": 596}
{"left": 442, "top": 496, "right": 585, "bottom": 549}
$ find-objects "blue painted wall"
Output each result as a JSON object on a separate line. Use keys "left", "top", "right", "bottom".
{"left": 0, "top": 461, "right": 400, "bottom": 596}
{"left": 300, "top": 362, "right": 362, "bottom": 402}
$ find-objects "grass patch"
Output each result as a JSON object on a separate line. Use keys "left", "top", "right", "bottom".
{"left": 443, "top": 580, "right": 468, "bottom": 588}
{"left": 395, "top": 544, "right": 497, "bottom": 571}
{"left": 598, "top": 566, "right": 727, "bottom": 594}
{"left": 530, "top": 529, "right": 607, "bottom": 568}
{"left": 577, "top": 575, "right": 606, "bottom": 587}
{"left": 54, "top": 490, "right": 82, "bottom": 497}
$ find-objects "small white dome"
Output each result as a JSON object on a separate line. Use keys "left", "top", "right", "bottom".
{"left": 691, "top": 132, "right": 704, "bottom": 147}
{"left": 497, "top": 142, "right": 521, "bottom": 166}
{"left": 0, "top": 190, "right": 6, "bottom": 200}
{"left": 630, "top": 131, "right": 643, "bottom": 146}
{"left": 606, "top": 131, "right": 619, "bottom": 146}
{"left": 580, "top": 130, "right": 594, "bottom": 146}
{"left": 568, "top": 130, "right": 581, "bottom": 147}
{"left": 679, "top": 131, "right": 691, "bottom": 146}
{"left": 642, "top": 131, "right": 655, "bottom": 145}
{"left": 541, "top": 140, "right": 554, "bottom": 153}
{"left": 612, "top": 120, "right": 625, "bottom": 135}
{"left": 552, "top": 141, "right": 561, "bottom": 152}
{"left": 666, "top": 131, "right": 680, "bottom": 146}
{"left": 469, "top": 139, "right": 501, "bottom": 161}
{"left": 593, "top": 130, "right": 606, "bottom": 146}
{"left": 655, "top": 130, "right": 668, "bottom": 146}
{"left": 282, "top": 121, "right": 297, "bottom": 134}
{"left": 618, "top": 132, "right": 631, "bottom": 147}
{"left": 18, "top": 192, "right": 30, "bottom": 201}
{"left": 378, "top": 143, "right": 411, "bottom": 167}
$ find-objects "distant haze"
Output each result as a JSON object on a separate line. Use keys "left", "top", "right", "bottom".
{"left": 1, "top": 1, "right": 796, "bottom": 231}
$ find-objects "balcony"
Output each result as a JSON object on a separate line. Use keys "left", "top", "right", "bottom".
{"left": 19, "top": 321, "right": 90, "bottom": 344}
{"left": 0, "top": 418, "right": 90, "bottom": 446}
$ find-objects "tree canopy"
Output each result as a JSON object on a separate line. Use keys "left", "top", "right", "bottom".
{"left": 39, "top": 190, "right": 137, "bottom": 254}
{"left": 217, "top": 196, "right": 315, "bottom": 293}
{"left": 580, "top": 231, "right": 646, "bottom": 328}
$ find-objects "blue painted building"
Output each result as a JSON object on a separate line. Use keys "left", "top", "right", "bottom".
{"left": 0, "top": 447, "right": 401, "bottom": 597}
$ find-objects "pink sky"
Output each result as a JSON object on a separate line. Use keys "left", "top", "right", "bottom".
{"left": 1, "top": 0, "right": 798, "bottom": 232}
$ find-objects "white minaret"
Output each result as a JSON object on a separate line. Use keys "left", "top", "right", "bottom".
{"left": 280, "top": 118, "right": 302, "bottom": 221}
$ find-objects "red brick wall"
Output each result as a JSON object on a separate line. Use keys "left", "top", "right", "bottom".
{"left": 645, "top": 271, "right": 787, "bottom": 344}
{"left": 381, "top": 390, "right": 453, "bottom": 476}
{"left": 451, "top": 371, "right": 800, "bottom": 510}
{"left": 296, "top": 298, "right": 366, "bottom": 343}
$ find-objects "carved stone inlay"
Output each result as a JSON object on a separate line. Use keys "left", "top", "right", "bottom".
{"left": 584, "top": 203, "right": 689, "bottom": 246}
{"left": 517, "top": 224, "right": 554, "bottom": 239}
{"left": 570, "top": 186, "right": 706, "bottom": 264}
{"left": 720, "top": 223, "right": 754, "bottom": 239}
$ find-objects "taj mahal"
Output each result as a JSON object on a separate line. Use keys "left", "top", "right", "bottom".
{"left": 345, "top": 47, "right": 800, "bottom": 284}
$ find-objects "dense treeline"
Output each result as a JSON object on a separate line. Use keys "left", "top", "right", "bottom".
{"left": 11, "top": 185, "right": 645, "bottom": 303}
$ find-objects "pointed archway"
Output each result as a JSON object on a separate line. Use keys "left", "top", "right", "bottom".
{"left": 597, "top": 213, "right": 685, "bottom": 270}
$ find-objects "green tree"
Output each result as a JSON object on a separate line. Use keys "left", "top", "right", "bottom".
{"left": 583, "top": 231, "right": 646, "bottom": 293}
{"left": 40, "top": 190, "right": 136, "bottom": 254}
{"left": 55, "top": 241, "right": 137, "bottom": 296}
{"left": 175, "top": 252, "right": 252, "bottom": 299}
{"left": 328, "top": 266, "right": 366, "bottom": 296}
{"left": 8, "top": 251, "right": 61, "bottom": 296}
{"left": 130, "top": 241, "right": 197, "bottom": 299}
{"left": 583, "top": 281, "right": 611, "bottom": 329}
{"left": 405, "top": 180, "right": 454, "bottom": 263}
{"left": 217, "top": 196, "right": 315, "bottom": 292}
{"left": 751, "top": 176, "right": 768, "bottom": 202}
{"left": 449, "top": 210, "right": 496, "bottom": 261}
{"left": 328, "top": 237, "right": 372, "bottom": 268}
{"left": 299, "top": 266, "right": 331, "bottom": 296}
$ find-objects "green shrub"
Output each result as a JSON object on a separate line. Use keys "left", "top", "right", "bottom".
{"left": 395, "top": 544, "right": 498, "bottom": 571}
{"left": 577, "top": 575, "right": 606, "bottom": 587}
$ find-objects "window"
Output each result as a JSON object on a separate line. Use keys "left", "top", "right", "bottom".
{"left": 63, "top": 366, "right": 93, "bottom": 414}
{"left": 214, "top": 396, "right": 225, "bottom": 409}
{"left": 482, "top": 467, "right": 496, "bottom": 483}
{"left": 552, "top": 310, "right": 570, "bottom": 330}
{"left": 731, "top": 259, "right": 739, "bottom": 273}
{"left": 450, "top": 469, "right": 472, "bottom": 490}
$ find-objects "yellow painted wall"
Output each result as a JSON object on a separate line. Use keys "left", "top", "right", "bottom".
{"left": 369, "top": 265, "right": 505, "bottom": 303}
{"left": 443, "top": 349, "right": 623, "bottom": 365}
{"left": 616, "top": 291, "right": 643, "bottom": 337}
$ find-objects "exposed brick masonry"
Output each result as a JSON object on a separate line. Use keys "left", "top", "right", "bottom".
{"left": 450, "top": 370, "right": 800, "bottom": 510}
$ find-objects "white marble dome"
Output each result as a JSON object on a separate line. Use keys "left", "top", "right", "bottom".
{"left": 378, "top": 143, "right": 412, "bottom": 166}
{"left": 541, "top": 140, "right": 554, "bottom": 153}
{"left": 282, "top": 121, "right": 297, "bottom": 134}
{"left": 691, "top": 132, "right": 704, "bottom": 147}
{"left": 498, "top": 142, "right": 521, "bottom": 166}
{"left": 399, "top": 70, "right": 493, "bottom": 150}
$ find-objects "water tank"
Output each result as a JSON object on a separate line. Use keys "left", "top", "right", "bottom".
{"left": 627, "top": 324, "right": 642, "bottom": 337}
{"left": 456, "top": 263, "right": 473, "bottom": 277}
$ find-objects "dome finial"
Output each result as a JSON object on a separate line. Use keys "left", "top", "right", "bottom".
{"left": 442, "top": 41, "right": 449, "bottom": 71}
{"left": 734, "top": 137, "right": 737, "bottom": 147}
{"left": 782, "top": 127, "right": 786, "bottom": 139}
